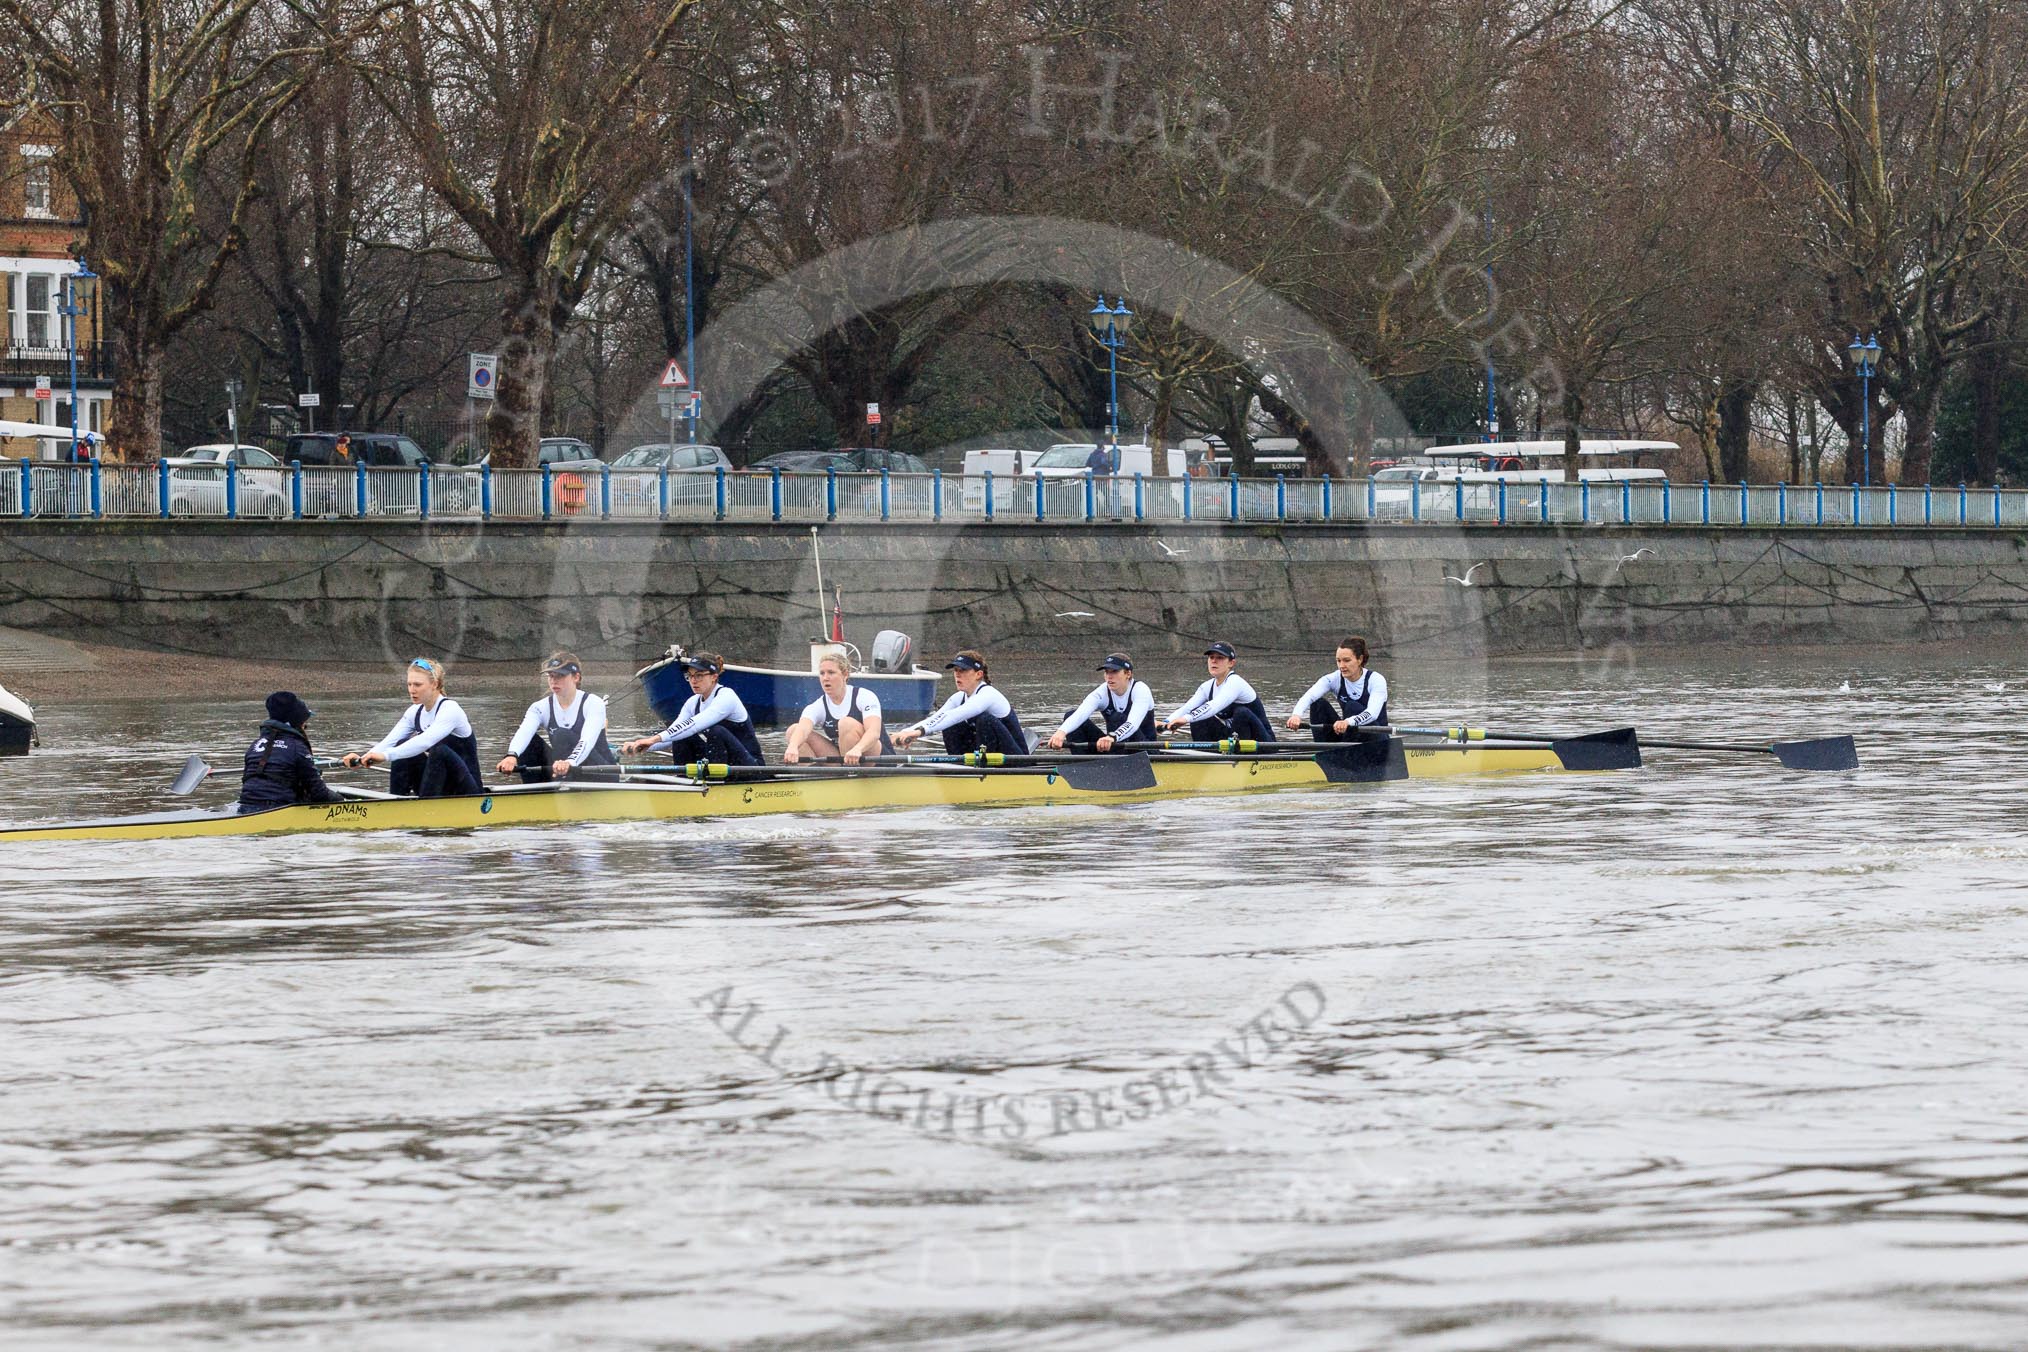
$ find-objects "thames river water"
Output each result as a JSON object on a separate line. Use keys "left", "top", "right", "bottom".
{"left": 2, "top": 647, "right": 2023, "bottom": 1349}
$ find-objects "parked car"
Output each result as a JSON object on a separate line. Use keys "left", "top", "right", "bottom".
{"left": 607, "top": 442, "right": 732, "bottom": 510}
{"left": 281, "top": 431, "right": 430, "bottom": 515}
{"left": 751, "top": 448, "right": 935, "bottom": 514}
{"left": 164, "top": 445, "right": 288, "bottom": 518}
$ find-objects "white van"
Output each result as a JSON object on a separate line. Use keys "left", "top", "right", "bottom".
{"left": 960, "top": 447, "right": 1041, "bottom": 511}
{"left": 1028, "top": 443, "right": 1188, "bottom": 480}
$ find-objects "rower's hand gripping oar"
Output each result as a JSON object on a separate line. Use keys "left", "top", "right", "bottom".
{"left": 1405, "top": 725, "right": 1851, "bottom": 772}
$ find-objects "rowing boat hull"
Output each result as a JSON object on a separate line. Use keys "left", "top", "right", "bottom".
{"left": 0, "top": 744, "right": 1584, "bottom": 843}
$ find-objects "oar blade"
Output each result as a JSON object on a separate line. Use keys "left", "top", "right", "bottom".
{"left": 1056, "top": 753, "right": 1158, "bottom": 792}
{"left": 1314, "top": 737, "right": 1410, "bottom": 783}
{"left": 169, "top": 754, "right": 213, "bottom": 796}
{"left": 1771, "top": 735, "right": 1858, "bottom": 772}
{"left": 1549, "top": 727, "right": 1642, "bottom": 772}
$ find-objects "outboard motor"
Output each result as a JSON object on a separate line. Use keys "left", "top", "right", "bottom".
{"left": 870, "top": 630, "right": 913, "bottom": 673}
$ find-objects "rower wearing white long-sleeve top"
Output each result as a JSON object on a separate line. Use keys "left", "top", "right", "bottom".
{"left": 1286, "top": 636, "right": 1390, "bottom": 742}
{"left": 892, "top": 651, "right": 1028, "bottom": 756}
{"left": 1048, "top": 653, "right": 1156, "bottom": 754}
{"left": 622, "top": 652, "right": 764, "bottom": 766}
{"left": 1162, "top": 642, "right": 1276, "bottom": 744}
{"left": 497, "top": 651, "right": 617, "bottom": 782}
{"left": 342, "top": 658, "right": 485, "bottom": 798}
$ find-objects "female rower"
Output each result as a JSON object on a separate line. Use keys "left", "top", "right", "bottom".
{"left": 1163, "top": 641, "right": 1276, "bottom": 743}
{"left": 1047, "top": 652, "right": 1156, "bottom": 754}
{"left": 892, "top": 650, "right": 1028, "bottom": 755}
{"left": 621, "top": 652, "right": 764, "bottom": 766}
{"left": 784, "top": 652, "right": 891, "bottom": 764}
{"left": 497, "top": 651, "right": 617, "bottom": 782}
{"left": 342, "top": 657, "right": 484, "bottom": 798}
{"left": 1285, "top": 635, "right": 1389, "bottom": 741}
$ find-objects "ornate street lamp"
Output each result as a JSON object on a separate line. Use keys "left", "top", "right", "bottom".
{"left": 1087, "top": 294, "right": 1133, "bottom": 455}
{"left": 62, "top": 259, "right": 97, "bottom": 461}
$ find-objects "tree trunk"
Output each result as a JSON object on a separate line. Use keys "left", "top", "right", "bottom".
{"left": 1561, "top": 386, "right": 1584, "bottom": 483}
{"left": 1147, "top": 373, "right": 1176, "bottom": 456}
{"left": 487, "top": 276, "right": 560, "bottom": 469}
{"left": 1716, "top": 378, "right": 1756, "bottom": 482}
{"left": 1351, "top": 392, "right": 1376, "bottom": 478}
{"left": 1970, "top": 333, "right": 2003, "bottom": 487}
{"left": 107, "top": 285, "right": 165, "bottom": 463}
{"left": 1899, "top": 389, "right": 1937, "bottom": 486}
{"left": 1782, "top": 391, "right": 1802, "bottom": 483}
{"left": 1805, "top": 400, "right": 1822, "bottom": 482}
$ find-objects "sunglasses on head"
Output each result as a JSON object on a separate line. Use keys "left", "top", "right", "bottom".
{"left": 411, "top": 658, "right": 437, "bottom": 674}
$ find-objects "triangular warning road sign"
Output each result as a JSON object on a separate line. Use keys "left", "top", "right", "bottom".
{"left": 659, "top": 358, "right": 689, "bottom": 389}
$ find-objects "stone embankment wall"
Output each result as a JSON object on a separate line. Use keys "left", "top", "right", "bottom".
{"left": 1, "top": 519, "right": 2024, "bottom": 664}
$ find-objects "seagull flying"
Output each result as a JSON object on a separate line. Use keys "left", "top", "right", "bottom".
{"left": 1156, "top": 540, "right": 1190, "bottom": 557}
{"left": 1053, "top": 611, "right": 1096, "bottom": 619}
{"left": 1837, "top": 680, "right": 1853, "bottom": 693}
{"left": 1616, "top": 547, "right": 1656, "bottom": 564}
{"left": 1444, "top": 562, "right": 1490, "bottom": 587}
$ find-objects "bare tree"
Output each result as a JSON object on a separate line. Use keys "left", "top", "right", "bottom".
{"left": 375, "top": 0, "right": 699, "bottom": 467}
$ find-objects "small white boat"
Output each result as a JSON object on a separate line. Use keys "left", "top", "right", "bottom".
{"left": 0, "top": 682, "right": 34, "bottom": 755}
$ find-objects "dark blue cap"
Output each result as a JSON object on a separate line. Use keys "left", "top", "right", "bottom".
{"left": 1203, "top": 642, "right": 1237, "bottom": 660}
{"left": 265, "top": 691, "right": 314, "bottom": 727}
{"left": 680, "top": 655, "right": 723, "bottom": 675}
{"left": 945, "top": 653, "right": 985, "bottom": 672}
{"left": 1098, "top": 654, "right": 1133, "bottom": 671}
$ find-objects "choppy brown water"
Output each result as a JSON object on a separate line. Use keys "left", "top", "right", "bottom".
{"left": 3, "top": 648, "right": 2024, "bottom": 1349}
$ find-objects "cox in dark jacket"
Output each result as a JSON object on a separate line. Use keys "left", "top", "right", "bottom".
{"left": 240, "top": 692, "right": 342, "bottom": 811}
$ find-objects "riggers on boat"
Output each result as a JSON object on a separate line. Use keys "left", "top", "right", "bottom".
{"left": 0, "top": 732, "right": 1642, "bottom": 844}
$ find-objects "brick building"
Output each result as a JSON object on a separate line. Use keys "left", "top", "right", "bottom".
{"left": 0, "top": 105, "right": 107, "bottom": 460}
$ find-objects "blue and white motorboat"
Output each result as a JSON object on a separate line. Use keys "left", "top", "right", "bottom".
{"left": 637, "top": 636, "right": 942, "bottom": 729}
{"left": 0, "top": 681, "right": 34, "bottom": 755}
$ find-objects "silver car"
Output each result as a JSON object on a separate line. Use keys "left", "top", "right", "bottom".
{"left": 166, "top": 444, "right": 289, "bottom": 518}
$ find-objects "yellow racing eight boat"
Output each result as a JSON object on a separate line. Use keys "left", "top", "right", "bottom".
{"left": 0, "top": 732, "right": 1641, "bottom": 844}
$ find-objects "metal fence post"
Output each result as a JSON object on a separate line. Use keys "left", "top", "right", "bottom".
{"left": 602, "top": 463, "right": 614, "bottom": 520}
{"left": 1661, "top": 481, "right": 1671, "bottom": 524}
{"left": 481, "top": 463, "right": 492, "bottom": 521}
{"left": 1699, "top": 480, "right": 1709, "bottom": 525}
{"left": 880, "top": 467, "right": 891, "bottom": 522}
{"left": 984, "top": 470, "right": 995, "bottom": 522}
{"left": 89, "top": 457, "right": 102, "bottom": 519}
{"left": 1579, "top": 480, "right": 1590, "bottom": 523}
{"left": 770, "top": 467, "right": 783, "bottom": 522}
{"left": 291, "top": 459, "right": 303, "bottom": 519}
{"left": 1083, "top": 470, "right": 1094, "bottom": 522}
{"left": 1923, "top": 485, "right": 1932, "bottom": 525}
{"left": 419, "top": 462, "right": 431, "bottom": 521}
{"left": 1276, "top": 474, "right": 1287, "bottom": 522}
{"left": 1367, "top": 477, "right": 1377, "bottom": 519}
{"left": 1850, "top": 482, "right": 1860, "bottom": 525}
{"left": 1887, "top": 485, "right": 1897, "bottom": 526}
{"left": 1738, "top": 480, "right": 1747, "bottom": 523}
{"left": 1321, "top": 474, "right": 1332, "bottom": 521}
{"left": 1621, "top": 479, "right": 1631, "bottom": 523}
{"left": 157, "top": 458, "right": 169, "bottom": 518}
{"left": 19, "top": 459, "right": 29, "bottom": 517}
{"left": 1497, "top": 479, "right": 1507, "bottom": 524}
{"left": 1452, "top": 475, "right": 1463, "bottom": 522}
{"left": 1411, "top": 479, "right": 1421, "bottom": 522}
{"left": 1995, "top": 487, "right": 2003, "bottom": 526}
{"left": 933, "top": 468, "right": 943, "bottom": 522}
{"left": 1959, "top": 482, "right": 1968, "bottom": 525}
{"left": 1227, "top": 475, "right": 1239, "bottom": 522}
{"left": 226, "top": 463, "right": 239, "bottom": 520}
{"left": 714, "top": 464, "right": 727, "bottom": 521}
{"left": 1133, "top": 472, "right": 1144, "bottom": 521}
{"left": 1182, "top": 476, "right": 1193, "bottom": 521}
{"left": 825, "top": 466, "right": 838, "bottom": 522}
{"left": 541, "top": 463, "right": 553, "bottom": 520}
{"left": 354, "top": 462, "right": 367, "bottom": 518}
{"left": 658, "top": 463, "right": 669, "bottom": 520}
{"left": 1033, "top": 471, "right": 1045, "bottom": 522}
{"left": 1814, "top": 481, "right": 1823, "bottom": 525}
{"left": 1777, "top": 481, "right": 1787, "bottom": 525}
